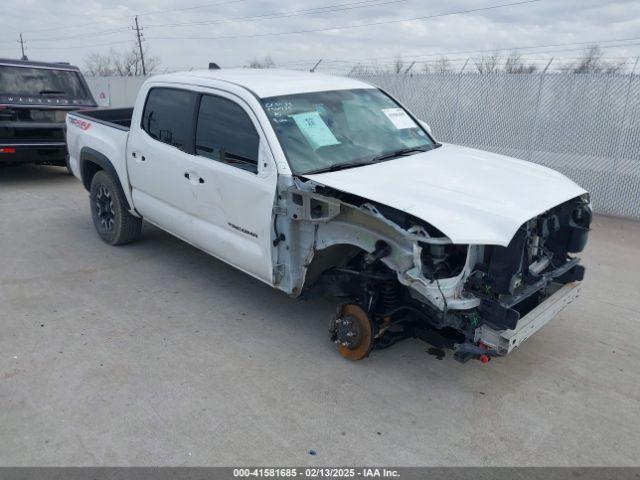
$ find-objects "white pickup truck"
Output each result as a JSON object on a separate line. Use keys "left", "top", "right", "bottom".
{"left": 66, "top": 69, "right": 591, "bottom": 362}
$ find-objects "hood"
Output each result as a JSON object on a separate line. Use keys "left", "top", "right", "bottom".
{"left": 303, "top": 143, "right": 587, "bottom": 246}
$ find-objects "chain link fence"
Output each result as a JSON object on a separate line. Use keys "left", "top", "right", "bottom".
{"left": 86, "top": 72, "right": 640, "bottom": 220}
{"left": 351, "top": 72, "right": 640, "bottom": 220}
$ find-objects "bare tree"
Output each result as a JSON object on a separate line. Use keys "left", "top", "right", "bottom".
{"left": 248, "top": 56, "right": 276, "bottom": 69}
{"left": 84, "top": 52, "right": 115, "bottom": 76}
{"left": 115, "top": 46, "right": 160, "bottom": 76}
{"left": 473, "top": 52, "right": 501, "bottom": 74}
{"left": 393, "top": 55, "right": 404, "bottom": 74}
{"left": 572, "top": 45, "right": 602, "bottom": 73}
{"left": 84, "top": 45, "right": 160, "bottom": 76}
{"left": 348, "top": 63, "right": 365, "bottom": 75}
{"left": 604, "top": 60, "right": 627, "bottom": 74}
{"left": 570, "top": 45, "right": 626, "bottom": 74}
{"left": 504, "top": 51, "right": 538, "bottom": 73}
{"left": 349, "top": 62, "right": 387, "bottom": 75}
{"left": 433, "top": 56, "right": 453, "bottom": 73}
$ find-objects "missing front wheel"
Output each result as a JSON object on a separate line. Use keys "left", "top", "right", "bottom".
{"left": 329, "top": 303, "right": 375, "bottom": 361}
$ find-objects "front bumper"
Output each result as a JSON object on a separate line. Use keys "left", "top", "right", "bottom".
{"left": 475, "top": 281, "right": 581, "bottom": 355}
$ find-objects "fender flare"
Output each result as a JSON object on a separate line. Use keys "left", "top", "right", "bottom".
{"left": 79, "top": 147, "right": 132, "bottom": 211}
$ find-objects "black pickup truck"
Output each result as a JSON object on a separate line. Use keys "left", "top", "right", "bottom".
{"left": 0, "top": 58, "right": 96, "bottom": 168}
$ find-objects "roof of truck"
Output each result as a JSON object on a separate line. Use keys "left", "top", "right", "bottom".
{"left": 152, "top": 68, "right": 376, "bottom": 98}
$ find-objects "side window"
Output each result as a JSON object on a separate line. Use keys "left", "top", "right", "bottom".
{"left": 141, "top": 88, "right": 195, "bottom": 152}
{"left": 195, "top": 95, "right": 260, "bottom": 173}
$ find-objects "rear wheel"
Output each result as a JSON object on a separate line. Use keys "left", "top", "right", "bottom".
{"left": 89, "top": 170, "right": 142, "bottom": 245}
{"left": 64, "top": 155, "right": 74, "bottom": 175}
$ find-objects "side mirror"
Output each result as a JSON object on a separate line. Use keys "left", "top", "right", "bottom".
{"left": 419, "top": 120, "right": 432, "bottom": 135}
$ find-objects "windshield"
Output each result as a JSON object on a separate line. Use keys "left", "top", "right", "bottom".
{"left": 262, "top": 89, "right": 435, "bottom": 175}
{"left": 0, "top": 66, "right": 89, "bottom": 98}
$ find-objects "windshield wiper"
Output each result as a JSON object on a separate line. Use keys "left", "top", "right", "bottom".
{"left": 39, "top": 90, "right": 65, "bottom": 96}
{"left": 302, "top": 145, "right": 440, "bottom": 176}
{"left": 303, "top": 159, "right": 377, "bottom": 175}
{"left": 369, "top": 146, "right": 433, "bottom": 163}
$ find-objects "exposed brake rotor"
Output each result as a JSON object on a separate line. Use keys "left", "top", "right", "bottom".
{"left": 330, "top": 303, "right": 374, "bottom": 361}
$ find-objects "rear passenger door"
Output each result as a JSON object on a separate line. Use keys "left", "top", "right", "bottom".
{"left": 128, "top": 87, "right": 197, "bottom": 233}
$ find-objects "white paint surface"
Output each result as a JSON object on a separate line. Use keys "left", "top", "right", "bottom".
{"left": 305, "top": 143, "right": 587, "bottom": 246}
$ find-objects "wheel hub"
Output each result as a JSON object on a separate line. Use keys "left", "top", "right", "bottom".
{"left": 335, "top": 314, "right": 362, "bottom": 349}
{"left": 331, "top": 304, "right": 374, "bottom": 361}
{"left": 95, "top": 185, "right": 115, "bottom": 232}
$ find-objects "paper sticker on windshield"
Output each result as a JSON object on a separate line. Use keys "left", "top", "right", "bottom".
{"left": 382, "top": 108, "right": 417, "bottom": 130}
{"left": 291, "top": 111, "right": 340, "bottom": 150}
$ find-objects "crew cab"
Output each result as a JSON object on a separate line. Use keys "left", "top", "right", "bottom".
{"left": 0, "top": 58, "right": 95, "bottom": 168}
{"left": 66, "top": 69, "right": 591, "bottom": 362}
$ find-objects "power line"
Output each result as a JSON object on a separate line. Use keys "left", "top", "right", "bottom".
{"left": 138, "top": 0, "right": 250, "bottom": 17}
{"left": 6, "top": 0, "right": 408, "bottom": 45}
{"left": 28, "top": 28, "right": 129, "bottom": 43}
{"left": 2, "top": 0, "right": 540, "bottom": 48}
{"left": 146, "top": 0, "right": 544, "bottom": 41}
{"left": 145, "top": 0, "right": 409, "bottom": 28}
{"left": 271, "top": 35, "right": 640, "bottom": 67}
{"left": 3, "top": 0, "right": 251, "bottom": 36}
{"left": 5, "top": 15, "right": 129, "bottom": 37}
{"left": 27, "top": 39, "right": 133, "bottom": 51}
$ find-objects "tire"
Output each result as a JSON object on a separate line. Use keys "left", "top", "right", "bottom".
{"left": 64, "top": 156, "right": 74, "bottom": 175}
{"left": 89, "top": 170, "right": 142, "bottom": 245}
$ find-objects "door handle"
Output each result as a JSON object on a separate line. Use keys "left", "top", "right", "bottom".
{"left": 184, "top": 172, "right": 205, "bottom": 184}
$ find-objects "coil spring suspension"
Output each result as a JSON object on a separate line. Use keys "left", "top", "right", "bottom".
{"left": 379, "top": 280, "right": 401, "bottom": 314}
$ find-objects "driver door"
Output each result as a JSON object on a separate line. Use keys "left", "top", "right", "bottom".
{"left": 180, "top": 91, "right": 278, "bottom": 283}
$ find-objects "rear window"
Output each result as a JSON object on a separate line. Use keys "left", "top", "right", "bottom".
{"left": 0, "top": 65, "right": 90, "bottom": 98}
{"left": 141, "top": 87, "right": 196, "bottom": 151}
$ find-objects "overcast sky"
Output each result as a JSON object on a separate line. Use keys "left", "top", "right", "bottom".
{"left": 1, "top": 0, "right": 639, "bottom": 73}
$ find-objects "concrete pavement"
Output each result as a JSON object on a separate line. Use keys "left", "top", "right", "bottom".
{"left": 1, "top": 164, "right": 639, "bottom": 466}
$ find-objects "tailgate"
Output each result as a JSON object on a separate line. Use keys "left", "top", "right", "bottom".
{"left": 0, "top": 106, "right": 70, "bottom": 146}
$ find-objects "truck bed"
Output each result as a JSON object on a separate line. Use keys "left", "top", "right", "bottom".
{"left": 66, "top": 108, "right": 134, "bottom": 209}
{"left": 73, "top": 108, "right": 134, "bottom": 130}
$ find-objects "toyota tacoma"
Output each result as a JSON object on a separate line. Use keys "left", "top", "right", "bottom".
{"left": 66, "top": 69, "right": 591, "bottom": 362}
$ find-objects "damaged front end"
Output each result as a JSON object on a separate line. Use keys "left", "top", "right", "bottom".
{"left": 273, "top": 176, "right": 591, "bottom": 363}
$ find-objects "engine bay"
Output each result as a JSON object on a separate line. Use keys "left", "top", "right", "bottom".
{"left": 305, "top": 191, "right": 591, "bottom": 362}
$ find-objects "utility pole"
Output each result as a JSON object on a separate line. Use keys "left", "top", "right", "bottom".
{"left": 18, "top": 33, "right": 27, "bottom": 60}
{"left": 133, "top": 16, "right": 147, "bottom": 76}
